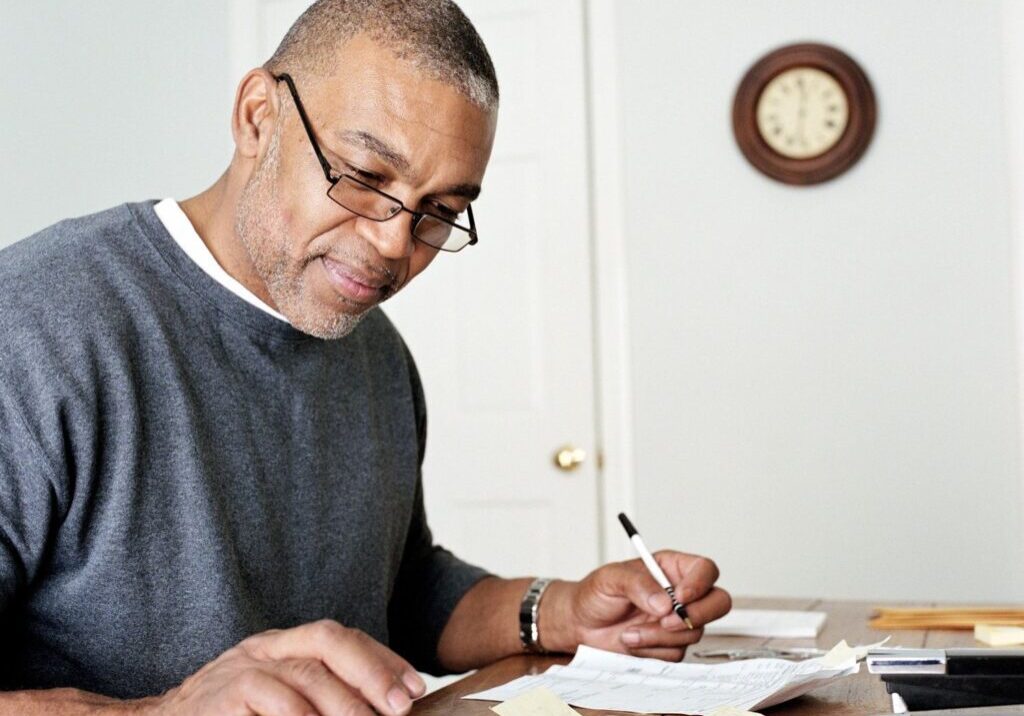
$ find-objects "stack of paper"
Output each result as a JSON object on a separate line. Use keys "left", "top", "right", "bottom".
{"left": 870, "top": 606, "right": 1024, "bottom": 630}
{"left": 704, "top": 609, "right": 826, "bottom": 638}
{"left": 465, "top": 644, "right": 861, "bottom": 715}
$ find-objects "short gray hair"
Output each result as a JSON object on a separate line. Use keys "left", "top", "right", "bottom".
{"left": 265, "top": 0, "right": 498, "bottom": 109}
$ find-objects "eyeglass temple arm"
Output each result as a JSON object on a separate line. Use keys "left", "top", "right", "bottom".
{"left": 467, "top": 205, "right": 478, "bottom": 245}
{"left": 273, "top": 73, "right": 336, "bottom": 183}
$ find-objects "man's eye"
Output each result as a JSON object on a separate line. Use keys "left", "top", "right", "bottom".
{"left": 346, "top": 165, "right": 383, "bottom": 185}
{"left": 429, "top": 202, "right": 460, "bottom": 221}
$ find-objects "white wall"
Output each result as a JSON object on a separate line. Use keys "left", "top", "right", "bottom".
{"left": 611, "top": 0, "right": 1024, "bottom": 601}
{"left": 1006, "top": 0, "right": 1024, "bottom": 605}
{"left": 4, "top": 1, "right": 1024, "bottom": 604}
{"left": 0, "top": 2, "right": 233, "bottom": 246}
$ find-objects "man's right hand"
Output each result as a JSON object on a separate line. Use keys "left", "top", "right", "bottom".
{"left": 150, "top": 620, "right": 426, "bottom": 716}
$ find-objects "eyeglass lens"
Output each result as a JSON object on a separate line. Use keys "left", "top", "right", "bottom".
{"left": 328, "top": 176, "right": 472, "bottom": 251}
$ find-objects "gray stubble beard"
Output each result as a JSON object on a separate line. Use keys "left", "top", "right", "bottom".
{"left": 234, "top": 123, "right": 371, "bottom": 340}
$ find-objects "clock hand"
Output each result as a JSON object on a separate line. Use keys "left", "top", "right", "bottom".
{"left": 798, "top": 98, "right": 807, "bottom": 145}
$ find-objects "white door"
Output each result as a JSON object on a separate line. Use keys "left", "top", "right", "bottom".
{"left": 231, "top": 0, "right": 600, "bottom": 580}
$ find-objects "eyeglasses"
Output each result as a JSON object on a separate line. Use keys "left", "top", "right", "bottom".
{"left": 273, "top": 73, "right": 478, "bottom": 253}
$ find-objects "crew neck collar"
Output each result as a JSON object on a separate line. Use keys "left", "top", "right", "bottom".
{"left": 129, "top": 200, "right": 317, "bottom": 343}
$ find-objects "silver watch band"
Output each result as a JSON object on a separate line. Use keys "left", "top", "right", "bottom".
{"left": 519, "top": 577, "right": 553, "bottom": 653}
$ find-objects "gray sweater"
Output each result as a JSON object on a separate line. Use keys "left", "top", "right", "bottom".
{"left": 0, "top": 202, "right": 488, "bottom": 698}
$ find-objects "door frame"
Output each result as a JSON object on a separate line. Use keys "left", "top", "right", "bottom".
{"left": 585, "top": 0, "right": 638, "bottom": 564}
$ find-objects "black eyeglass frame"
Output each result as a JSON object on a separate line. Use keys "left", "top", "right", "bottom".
{"left": 273, "top": 72, "right": 478, "bottom": 252}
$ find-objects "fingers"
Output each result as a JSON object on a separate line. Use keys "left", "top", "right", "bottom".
{"left": 243, "top": 620, "right": 424, "bottom": 716}
{"left": 593, "top": 552, "right": 726, "bottom": 631}
{"left": 621, "top": 620, "right": 705, "bottom": 650}
{"left": 233, "top": 668, "right": 318, "bottom": 716}
{"left": 653, "top": 551, "right": 720, "bottom": 603}
{"left": 627, "top": 646, "right": 687, "bottom": 662}
{"left": 593, "top": 561, "right": 675, "bottom": 618}
{"left": 659, "top": 586, "right": 732, "bottom": 631}
{"left": 272, "top": 658, "right": 375, "bottom": 716}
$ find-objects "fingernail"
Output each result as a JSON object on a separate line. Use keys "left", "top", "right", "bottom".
{"left": 403, "top": 670, "right": 426, "bottom": 697}
{"left": 648, "top": 593, "right": 669, "bottom": 613}
{"left": 622, "top": 628, "right": 641, "bottom": 646}
{"left": 388, "top": 686, "right": 411, "bottom": 714}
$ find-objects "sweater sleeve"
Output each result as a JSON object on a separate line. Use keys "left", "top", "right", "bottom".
{"left": 386, "top": 346, "right": 491, "bottom": 675}
{"left": 0, "top": 385, "right": 62, "bottom": 615}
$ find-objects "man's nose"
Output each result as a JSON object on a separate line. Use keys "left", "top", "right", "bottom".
{"left": 358, "top": 210, "right": 416, "bottom": 260}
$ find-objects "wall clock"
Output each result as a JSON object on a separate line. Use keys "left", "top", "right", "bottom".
{"left": 733, "top": 43, "right": 876, "bottom": 185}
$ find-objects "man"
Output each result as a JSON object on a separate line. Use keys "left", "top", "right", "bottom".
{"left": 0, "top": 1, "right": 730, "bottom": 714}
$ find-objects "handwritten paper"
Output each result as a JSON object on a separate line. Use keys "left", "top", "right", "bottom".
{"left": 490, "top": 687, "right": 580, "bottom": 716}
{"left": 704, "top": 609, "right": 826, "bottom": 638}
{"left": 466, "top": 644, "right": 861, "bottom": 715}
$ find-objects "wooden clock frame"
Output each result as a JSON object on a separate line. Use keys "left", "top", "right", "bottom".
{"left": 732, "top": 43, "right": 877, "bottom": 185}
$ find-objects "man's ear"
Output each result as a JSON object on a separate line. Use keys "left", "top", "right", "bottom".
{"left": 231, "top": 68, "right": 280, "bottom": 160}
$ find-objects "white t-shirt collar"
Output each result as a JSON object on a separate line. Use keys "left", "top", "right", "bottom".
{"left": 153, "top": 198, "right": 289, "bottom": 324}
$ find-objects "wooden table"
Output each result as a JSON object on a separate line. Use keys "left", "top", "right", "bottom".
{"left": 412, "top": 597, "right": 990, "bottom": 715}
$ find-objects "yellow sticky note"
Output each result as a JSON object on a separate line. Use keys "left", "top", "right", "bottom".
{"left": 976, "top": 623, "right": 1024, "bottom": 647}
{"left": 708, "top": 708, "right": 763, "bottom": 716}
{"left": 490, "top": 687, "right": 580, "bottom": 716}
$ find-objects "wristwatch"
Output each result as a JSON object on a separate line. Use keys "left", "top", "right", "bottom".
{"left": 519, "top": 577, "right": 553, "bottom": 653}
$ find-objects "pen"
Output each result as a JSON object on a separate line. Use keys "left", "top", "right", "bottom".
{"left": 617, "top": 512, "right": 694, "bottom": 630}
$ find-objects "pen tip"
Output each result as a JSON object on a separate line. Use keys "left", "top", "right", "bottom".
{"left": 672, "top": 603, "right": 694, "bottom": 630}
{"left": 617, "top": 512, "right": 637, "bottom": 537}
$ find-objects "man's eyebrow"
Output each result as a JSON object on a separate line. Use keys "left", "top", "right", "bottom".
{"left": 336, "top": 129, "right": 481, "bottom": 202}
{"left": 336, "top": 130, "right": 411, "bottom": 174}
{"left": 433, "top": 183, "right": 481, "bottom": 202}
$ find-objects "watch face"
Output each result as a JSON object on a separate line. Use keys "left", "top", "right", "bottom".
{"left": 756, "top": 67, "right": 849, "bottom": 159}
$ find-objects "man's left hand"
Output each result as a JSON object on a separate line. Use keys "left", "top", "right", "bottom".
{"left": 541, "top": 551, "right": 731, "bottom": 661}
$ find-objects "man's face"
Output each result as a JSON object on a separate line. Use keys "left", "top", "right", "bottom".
{"left": 236, "top": 36, "right": 497, "bottom": 339}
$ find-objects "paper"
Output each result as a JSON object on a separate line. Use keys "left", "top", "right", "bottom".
{"left": 465, "top": 644, "right": 860, "bottom": 715}
{"left": 704, "top": 609, "right": 826, "bottom": 638}
{"left": 975, "top": 623, "right": 1024, "bottom": 646}
{"left": 707, "top": 709, "right": 763, "bottom": 716}
{"left": 820, "top": 637, "right": 890, "bottom": 667}
{"left": 490, "top": 687, "right": 580, "bottom": 716}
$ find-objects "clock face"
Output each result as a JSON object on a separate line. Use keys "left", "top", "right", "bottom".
{"left": 755, "top": 67, "right": 849, "bottom": 159}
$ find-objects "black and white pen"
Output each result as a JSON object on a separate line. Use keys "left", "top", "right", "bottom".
{"left": 617, "top": 512, "right": 694, "bottom": 630}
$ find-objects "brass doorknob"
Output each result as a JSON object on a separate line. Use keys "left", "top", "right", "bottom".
{"left": 554, "top": 445, "right": 587, "bottom": 471}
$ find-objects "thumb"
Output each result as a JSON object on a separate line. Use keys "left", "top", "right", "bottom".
{"left": 593, "top": 561, "right": 674, "bottom": 618}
